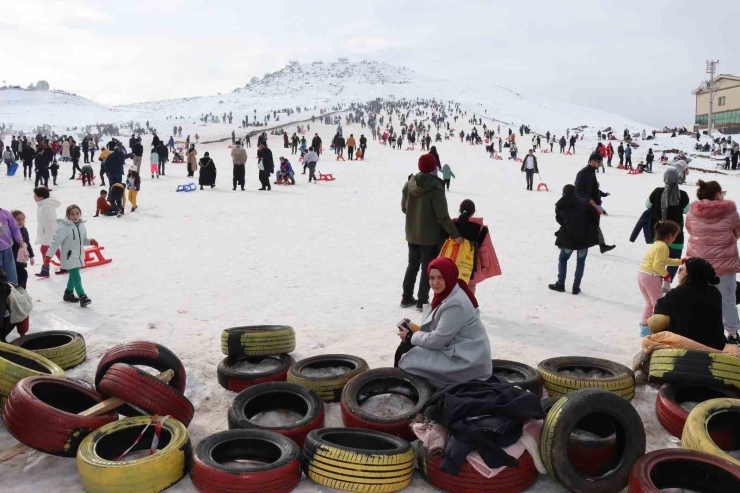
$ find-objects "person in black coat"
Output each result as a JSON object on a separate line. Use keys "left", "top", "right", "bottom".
{"left": 617, "top": 143, "right": 625, "bottom": 165}
{"left": 156, "top": 142, "right": 168, "bottom": 176}
{"left": 104, "top": 147, "right": 126, "bottom": 184}
{"left": 646, "top": 168, "right": 690, "bottom": 280}
{"left": 198, "top": 152, "right": 217, "bottom": 190}
{"left": 651, "top": 257, "right": 726, "bottom": 350}
{"left": 34, "top": 143, "right": 52, "bottom": 188}
{"left": 549, "top": 184, "right": 600, "bottom": 295}
{"left": 575, "top": 153, "right": 615, "bottom": 253}
{"left": 69, "top": 141, "right": 82, "bottom": 180}
{"left": 151, "top": 133, "right": 161, "bottom": 149}
{"left": 311, "top": 134, "right": 322, "bottom": 155}
{"left": 21, "top": 144, "right": 35, "bottom": 179}
{"left": 257, "top": 144, "right": 274, "bottom": 191}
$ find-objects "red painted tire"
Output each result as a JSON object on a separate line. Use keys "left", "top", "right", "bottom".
{"left": 95, "top": 341, "right": 186, "bottom": 392}
{"left": 340, "top": 368, "right": 433, "bottom": 441}
{"left": 418, "top": 444, "right": 538, "bottom": 493}
{"left": 628, "top": 448, "right": 740, "bottom": 492}
{"left": 655, "top": 383, "right": 739, "bottom": 449}
{"left": 190, "top": 430, "right": 301, "bottom": 493}
{"left": 227, "top": 382, "right": 324, "bottom": 449}
{"left": 217, "top": 354, "right": 294, "bottom": 393}
{"left": 3, "top": 376, "right": 117, "bottom": 457}
{"left": 98, "top": 363, "right": 195, "bottom": 426}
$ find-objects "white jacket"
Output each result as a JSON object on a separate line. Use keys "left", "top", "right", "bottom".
{"left": 35, "top": 198, "right": 61, "bottom": 245}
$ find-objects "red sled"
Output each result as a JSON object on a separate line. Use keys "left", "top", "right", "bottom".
{"left": 515, "top": 158, "right": 523, "bottom": 162}
{"left": 617, "top": 165, "right": 626, "bottom": 170}
{"left": 77, "top": 173, "right": 96, "bottom": 180}
{"left": 336, "top": 155, "right": 345, "bottom": 161}
{"left": 537, "top": 182, "right": 549, "bottom": 191}
{"left": 627, "top": 168, "right": 642, "bottom": 175}
{"left": 565, "top": 151, "right": 573, "bottom": 155}
{"left": 540, "top": 150, "right": 549, "bottom": 153}
{"left": 49, "top": 246, "right": 112, "bottom": 270}
{"left": 318, "top": 173, "right": 335, "bottom": 182}
{"left": 495, "top": 155, "right": 503, "bottom": 161}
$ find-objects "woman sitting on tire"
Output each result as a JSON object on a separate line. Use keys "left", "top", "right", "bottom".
{"left": 686, "top": 180, "right": 740, "bottom": 344}
{"left": 648, "top": 257, "right": 727, "bottom": 350}
{"left": 395, "top": 257, "right": 492, "bottom": 388}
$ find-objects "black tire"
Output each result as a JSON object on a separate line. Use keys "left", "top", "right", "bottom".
{"left": 190, "top": 430, "right": 301, "bottom": 493}
{"left": 648, "top": 349, "right": 740, "bottom": 390}
{"left": 221, "top": 326, "right": 296, "bottom": 357}
{"left": 540, "top": 388, "right": 646, "bottom": 493}
{"left": 287, "top": 354, "right": 368, "bottom": 402}
{"left": 340, "top": 368, "right": 433, "bottom": 440}
{"left": 10, "top": 330, "right": 86, "bottom": 370}
{"left": 228, "top": 382, "right": 324, "bottom": 449}
{"left": 492, "top": 359, "right": 542, "bottom": 397}
{"left": 537, "top": 356, "right": 635, "bottom": 401}
{"left": 302, "top": 428, "right": 414, "bottom": 492}
{"left": 217, "top": 354, "right": 294, "bottom": 393}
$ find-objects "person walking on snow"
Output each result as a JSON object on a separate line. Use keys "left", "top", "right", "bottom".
{"left": 231, "top": 141, "right": 247, "bottom": 191}
{"left": 44, "top": 204, "right": 97, "bottom": 307}
{"left": 548, "top": 184, "right": 600, "bottom": 295}
{"left": 401, "top": 154, "right": 461, "bottom": 311}
{"left": 575, "top": 153, "right": 616, "bottom": 254}
{"left": 198, "top": 152, "right": 217, "bottom": 190}
{"left": 442, "top": 164, "right": 455, "bottom": 190}
{"left": 625, "top": 144, "right": 633, "bottom": 168}
{"left": 520, "top": 149, "right": 539, "bottom": 191}
{"left": 346, "top": 134, "right": 356, "bottom": 161}
{"left": 618, "top": 143, "right": 625, "bottom": 166}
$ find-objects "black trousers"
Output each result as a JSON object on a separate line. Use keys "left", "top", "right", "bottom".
{"left": 361, "top": 146, "right": 366, "bottom": 158}
{"left": 626, "top": 156, "right": 633, "bottom": 167}
{"left": 83, "top": 150, "right": 89, "bottom": 163}
{"left": 348, "top": 146, "right": 354, "bottom": 160}
{"left": 159, "top": 159, "right": 166, "bottom": 175}
{"left": 35, "top": 170, "right": 49, "bottom": 187}
{"left": 402, "top": 243, "right": 438, "bottom": 304}
{"left": 394, "top": 340, "right": 413, "bottom": 367}
{"left": 100, "top": 165, "right": 106, "bottom": 185}
{"left": 23, "top": 161, "right": 33, "bottom": 178}
{"left": 233, "top": 164, "right": 245, "bottom": 187}
{"left": 619, "top": 154, "right": 624, "bottom": 165}
{"left": 258, "top": 169, "right": 271, "bottom": 189}
{"left": 444, "top": 178, "right": 450, "bottom": 190}
{"left": 525, "top": 169, "right": 534, "bottom": 190}
{"left": 70, "top": 160, "right": 82, "bottom": 178}
{"left": 292, "top": 144, "right": 297, "bottom": 155}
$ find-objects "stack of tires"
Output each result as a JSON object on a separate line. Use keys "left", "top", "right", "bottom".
{"left": 287, "top": 354, "right": 368, "bottom": 402}
{"left": 537, "top": 356, "right": 636, "bottom": 401}
{"left": 218, "top": 326, "right": 296, "bottom": 392}
{"left": 11, "top": 330, "right": 87, "bottom": 370}
{"left": 0, "top": 341, "right": 64, "bottom": 409}
{"left": 655, "top": 383, "right": 739, "bottom": 442}
{"left": 649, "top": 348, "right": 740, "bottom": 390}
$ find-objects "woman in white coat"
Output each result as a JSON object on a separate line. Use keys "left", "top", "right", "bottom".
{"left": 33, "top": 187, "right": 61, "bottom": 277}
{"left": 396, "top": 257, "right": 492, "bottom": 387}
{"left": 62, "top": 139, "right": 71, "bottom": 161}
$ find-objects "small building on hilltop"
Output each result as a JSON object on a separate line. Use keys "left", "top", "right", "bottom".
{"left": 693, "top": 74, "right": 740, "bottom": 134}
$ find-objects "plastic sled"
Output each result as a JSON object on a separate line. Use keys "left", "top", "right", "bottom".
{"left": 617, "top": 165, "right": 626, "bottom": 170}
{"left": 318, "top": 173, "right": 335, "bottom": 182}
{"left": 515, "top": 158, "right": 523, "bottom": 162}
{"left": 50, "top": 246, "right": 112, "bottom": 270}
{"left": 77, "top": 173, "right": 96, "bottom": 180}
{"left": 565, "top": 151, "right": 573, "bottom": 155}
{"left": 176, "top": 182, "right": 197, "bottom": 192}
{"left": 274, "top": 177, "right": 294, "bottom": 185}
{"left": 540, "top": 150, "right": 549, "bottom": 153}
{"left": 7, "top": 162, "right": 18, "bottom": 176}
{"left": 495, "top": 155, "right": 503, "bottom": 161}
{"left": 336, "top": 155, "right": 345, "bottom": 161}
{"left": 627, "top": 168, "right": 643, "bottom": 175}
{"left": 537, "top": 182, "right": 549, "bottom": 191}
{"left": 227, "top": 145, "right": 234, "bottom": 149}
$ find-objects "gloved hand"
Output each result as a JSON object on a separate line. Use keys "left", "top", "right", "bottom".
{"left": 90, "top": 239, "right": 99, "bottom": 247}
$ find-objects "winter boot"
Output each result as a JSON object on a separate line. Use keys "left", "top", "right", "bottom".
{"left": 639, "top": 324, "right": 650, "bottom": 337}
{"left": 58, "top": 269, "right": 68, "bottom": 275}
{"left": 415, "top": 300, "right": 426, "bottom": 312}
{"left": 548, "top": 282, "right": 565, "bottom": 293}
{"left": 726, "top": 332, "right": 739, "bottom": 345}
{"left": 400, "top": 296, "right": 417, "bottom": 308}
{"left": 599, "top": 244, "right": 616, "bottom": 254}
{"left": 35, "top": 265, "right": 50, "bottom": 278}
{"left": 79, "top": 295, "right": 92, "bottom": 307}
{"left": 572, "top": 287, "right": 581, "bottom": 295}
{"left": 63, "top": 290, "right": 79, "bottom": 302}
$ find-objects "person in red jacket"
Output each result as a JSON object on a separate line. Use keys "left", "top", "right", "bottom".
{"left": 595, "top": 143, "right": 607, "bottom": 173}
{"left": 606, "top": 142, "right": 614, "bottom": 167}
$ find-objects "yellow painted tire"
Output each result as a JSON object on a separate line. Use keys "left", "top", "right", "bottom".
{"left": 649, "top": 349, "right": 740, "bottom": 390}
{"left": 681, "top": 397, "right": 740, "bottom": 467}
{"left": 537, "top": 356, "right": 635, "bottom": 401}
{"left": 288, "top": 354, "right": 368, "bottom": 402}
{"left": 302, "top": 428, "right": 414, "bottom": 492}
{"left": 11, "top": 330, "right": 86, "bottom": 370}
{"left": 0, "top": 342, "right": 64, "bottom": 409}
{"left": 76, "top": 416, "right": 192, "bottom": 493}
{"left": 221, "top": 325, "right": 296, "bottom": 357}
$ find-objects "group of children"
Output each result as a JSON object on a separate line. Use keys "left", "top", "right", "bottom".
{"left": 94, "top": 167, "right": 140, "bottom": 218}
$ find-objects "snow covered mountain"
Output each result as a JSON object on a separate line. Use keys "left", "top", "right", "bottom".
{"left": 0, "top": 60, "right": 651, "bottom": 135}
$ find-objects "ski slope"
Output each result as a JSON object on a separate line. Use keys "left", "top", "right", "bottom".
{"left": 3, "top": 108, "right": 740, "bottom": 491}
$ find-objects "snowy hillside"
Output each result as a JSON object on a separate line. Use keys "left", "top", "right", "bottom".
{"left": 1, "top": 61, "right": 651, "bottom": 138}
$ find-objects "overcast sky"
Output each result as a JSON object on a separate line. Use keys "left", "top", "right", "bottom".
{"left": 1, "top": 0, "right": 736, "bottom": 127}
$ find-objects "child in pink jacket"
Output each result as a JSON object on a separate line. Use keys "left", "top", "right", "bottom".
{"left": 453, "top": 199, "right": 502, "bottom": 293}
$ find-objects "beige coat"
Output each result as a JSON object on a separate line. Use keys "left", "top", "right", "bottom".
{"left": 188, "top": 150, "right": 198, "bottom": 172}
{"left": 231, "top": 147, "right": 247, "bottom": 165}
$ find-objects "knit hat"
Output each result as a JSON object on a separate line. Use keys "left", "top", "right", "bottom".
{"left": 684, "top": 257, "right": 720, "bottom": 285}
{"left": 418, "top": 154, "right": 437, "bottom": 173}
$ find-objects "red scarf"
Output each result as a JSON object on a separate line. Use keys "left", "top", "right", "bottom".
{"left": 428, "top": 257, "right": 479, "bottom": 310}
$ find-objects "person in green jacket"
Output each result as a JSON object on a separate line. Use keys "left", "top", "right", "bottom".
{"left": 442, "top": 164, "right": 455, "bottom": 190}
{"left": 401, "top": 154, "right": 461, "bottom": 311}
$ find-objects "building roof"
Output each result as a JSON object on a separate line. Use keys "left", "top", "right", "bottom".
{"left": 692, "top": 74, "right": 740, "bottom": 95}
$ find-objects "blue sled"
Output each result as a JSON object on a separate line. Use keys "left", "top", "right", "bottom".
{"left": 7, "top": 162, "right": 18, "bottom": 176}
{"left": 176, "top": 182, "right": 197, "bottom": 192}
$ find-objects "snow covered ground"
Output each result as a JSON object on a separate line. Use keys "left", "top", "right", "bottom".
{"left": 2, "top": 111, "right": 739, "bottom": 492}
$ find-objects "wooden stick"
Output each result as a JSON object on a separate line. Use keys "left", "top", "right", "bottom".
{"left": 0, "top": 369, "right": 174, "bottom": 463}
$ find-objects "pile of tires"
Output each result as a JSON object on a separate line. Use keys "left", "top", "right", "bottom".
{"left": 11, "top": 330, "right": 86, "bottom": 369}
{"left": 628, "top": 448, "right": 740, "bottom": 492}
{"left": 0, "top": 341, "right": 64, "bottom": 409}
{"left": 537, "top": 356, "right": 635, "bottom": 401}
{"left": 221, "top": 326, "right": 296, "bottom": 357}
{"left": 681, "top": 397, "right": 740, "bottom": 467}
{"left": 288, "top": 354, "right": 368, "bottom": 402}
{"left": 340, "top": 368, "right": 433, "bottom": 441}
{"left": 191, "top": 430, "right": 301, "bottom": 493}
{"left": 540, "top": 388, "right": 646, "bottom": 493}
{"left": 76, "top": 416, "right": 192, "bottom": 493}
{"left": 228, "top": 382, "right": 324, "bottom": 448}
{"left": 95, "top": 341, "right": 194, "bottom": 427}
{"left": 649, "top": 349, "right": 740, "bottom": 390}
{"left": 217, "top": 354, "right": 294, "bottom": 393}
{"left": 3, "top": 375, "right": 118, "bottom": 457}
{"left": 302, "top": 428, "right": 414, "bottom": 492}
{"left": 492, "top": 359, "right": 542, "bottom": 397}
{"left": 418, "top": 444, "right": 538, "bottom": 493}
{"left": 655, "top": 383, "right": 739, "bottom": 445}
{"left": 540, "top": 396, "right": 617, "bottom": 477}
